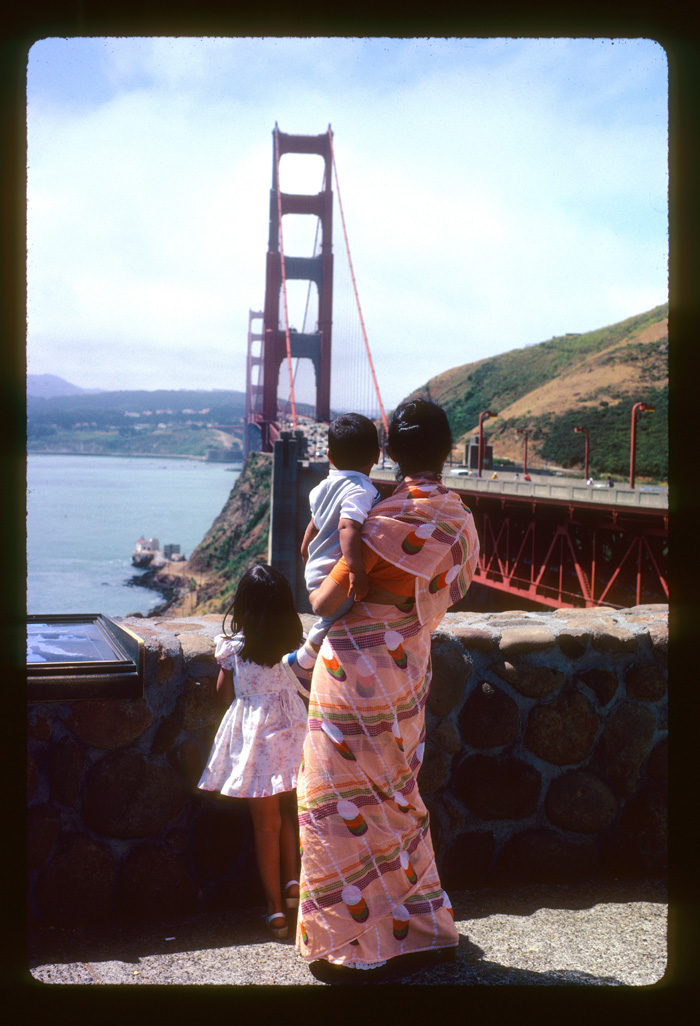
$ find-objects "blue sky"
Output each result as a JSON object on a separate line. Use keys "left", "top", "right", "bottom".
{"left": 26, "top": 36, "right": 668, "bottom": 410}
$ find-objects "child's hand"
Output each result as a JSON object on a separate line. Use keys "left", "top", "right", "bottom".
{"left": 349, "top": 570, "right": 369, "bottom": 600}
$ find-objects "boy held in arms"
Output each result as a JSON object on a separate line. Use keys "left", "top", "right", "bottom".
{"left": 283, "top": 413, "right": 380, "bottom": 688}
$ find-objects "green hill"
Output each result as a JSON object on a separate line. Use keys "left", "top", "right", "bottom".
{"left": 405, "top": 304, "right": 668, "bottom": 482}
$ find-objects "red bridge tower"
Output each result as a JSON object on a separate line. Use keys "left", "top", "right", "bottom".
{"left": 253, "top": 126, "right": 334, "bottom": 452}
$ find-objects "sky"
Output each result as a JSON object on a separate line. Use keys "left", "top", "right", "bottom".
{"left": 26, "top": 36, "right": 668, "bottom": 412}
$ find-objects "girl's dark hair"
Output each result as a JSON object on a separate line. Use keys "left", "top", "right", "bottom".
{"left": 388, "top": 398, "right": 453, "bottom": 479}
{"left": 223, "top": 563, "right": 303, "bottom": 666}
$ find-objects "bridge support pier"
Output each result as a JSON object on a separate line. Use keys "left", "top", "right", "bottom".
{"left": 269, "top": 432, "right": 326, "bottom": 611}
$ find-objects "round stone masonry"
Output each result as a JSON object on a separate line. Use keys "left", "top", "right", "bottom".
{"left": 495, "top": 827, "right": 600, "bottom": 884}
{"left": 35, "top": 832, "right": 116, "bottom": 926}
{"left": 556, "top": 626, "right": 590, "bottom": 660}
{"left": 82, "top": 749, "right": 186, "bottom": 838}
{"left": 49, "top": 738, "right": 85, "bottom": 807}
{"left": 66, "top": 697, "right": 152, "bottom": 750}
{"left": 524, "top": 688, "right": 599, "bottom": 766}
{"left": 27, "top": 803, "right": 60, "bottom": 870}
{"left": 497, "top": 625, "right": 557, "bottom": 657}
{"left": 574, "top": 666, "right": 619, "bottom": 707}
{"left": 624, "top": 660, "right": 667, "bottom": 702}
{"left": 458, "top": 682, "right": 521, "bottom": 749}
{"left": 26, "top": 605, "right": 668, "bottom": 926}
{"left": 491, "top": 660, "right": 564, "bottom": 699}
{"left": 452, "top": 752, "right": 541, "bottom": 820}
{"left": 592, "top": 700, "right": 657, "bottom": 798}
{"left": 544, "top": 768, "right": 618, "bottom": 833}
{"left": 427, "top": 632, "right": 472, "bottom": 717}
{"left": 119, "top": 842, "right": 200, "bottom": 920}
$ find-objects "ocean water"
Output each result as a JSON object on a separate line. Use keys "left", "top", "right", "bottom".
{"left": 26, "top": 454, "right": 240, "bottom": 617}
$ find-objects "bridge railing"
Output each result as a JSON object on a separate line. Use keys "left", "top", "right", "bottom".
{"left": 371, "top": 468, "right": 668, "bottom": 510}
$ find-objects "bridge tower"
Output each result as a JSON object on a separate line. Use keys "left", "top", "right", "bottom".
{"left": 257, "top": 126, "right": 334, "bottom": 452}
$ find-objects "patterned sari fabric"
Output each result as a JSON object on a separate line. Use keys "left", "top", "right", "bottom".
{"left": 296, "top": 477, "right": 479, "bottom": 967}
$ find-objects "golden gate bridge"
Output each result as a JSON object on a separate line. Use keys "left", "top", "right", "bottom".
{"left": 243, "top": 125, "right": 667, "bottom": 611}
{"left": 244, "top": 124, "right": 387, "bottom": 456}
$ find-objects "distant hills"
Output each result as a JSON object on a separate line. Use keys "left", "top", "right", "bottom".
{"left": 27, "top": 303, "right": 668, "bottom": 480}
{"left": 405, "top": 303, "right": 668, "bottom": 481}
{"left": 27, "top": 374, "right": 103, "bottom": 398}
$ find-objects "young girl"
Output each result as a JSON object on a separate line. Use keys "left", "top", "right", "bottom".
{"left": 197, "top": 564, "right": 308, "bottom": 940}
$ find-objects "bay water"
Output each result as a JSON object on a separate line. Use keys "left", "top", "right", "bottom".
{"left": 26, "top": 454, "right": 240, "bottom": 617}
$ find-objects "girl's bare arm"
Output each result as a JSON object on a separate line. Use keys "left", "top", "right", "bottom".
{"left": 216, "top": 667, "right": 234, "bottom": 707}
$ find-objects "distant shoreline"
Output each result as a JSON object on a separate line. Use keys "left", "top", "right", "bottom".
{"left": 27, "top": 449, "right": 243, "bottom": 466}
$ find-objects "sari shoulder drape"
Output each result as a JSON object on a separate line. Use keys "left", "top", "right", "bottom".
{"left": 362, "top": 478, "right": 479, "bottom": 625}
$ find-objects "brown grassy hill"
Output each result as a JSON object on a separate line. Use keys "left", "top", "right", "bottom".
{"left": 405, "top": 304, "right": 668, "bottom": 479}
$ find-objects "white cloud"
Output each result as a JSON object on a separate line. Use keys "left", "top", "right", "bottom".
{"left": 26, "top": 37, "right": 668, "bottom": 408}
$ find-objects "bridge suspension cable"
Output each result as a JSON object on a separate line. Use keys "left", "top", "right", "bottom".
{"left": 328, "top": 128, "right": 388, "bottom": 435}
{"left": 273, "top": 127, "right": 298, "bottom": 430}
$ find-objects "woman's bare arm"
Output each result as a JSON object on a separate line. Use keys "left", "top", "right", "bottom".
{"left": 309, "top": 574, "right": 413, "bottom": 616}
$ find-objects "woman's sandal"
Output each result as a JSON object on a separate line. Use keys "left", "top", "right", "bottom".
{"left": 265, "top": 912, "right": 288, "bottom": 940}
{"left": 284, "top": 880, "right": 300, "bottom": 909}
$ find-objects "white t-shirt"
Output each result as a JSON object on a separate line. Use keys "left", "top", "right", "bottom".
{"left": 305, "top": 468, "right": 380, "bottom": 590}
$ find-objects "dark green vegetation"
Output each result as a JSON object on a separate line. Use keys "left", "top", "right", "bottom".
{"left": 407, "top": 304, "right": 668, "bottom": 482}
{"left": 530, "top": 386, "right": 667, "bottom": 479}
{"left": 184, "top": 452, "right": 272, "bottom": 613}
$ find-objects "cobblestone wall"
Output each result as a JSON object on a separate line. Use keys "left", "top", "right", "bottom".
{"left": 27, "top": 605, "right": 667, "bottom": 927}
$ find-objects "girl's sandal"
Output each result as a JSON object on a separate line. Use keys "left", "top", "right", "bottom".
{"left": 265, "top": 912, "right": 288, "bottom": 940}
{"left": 284, "top": 880, "right": 300, "bottom": 909}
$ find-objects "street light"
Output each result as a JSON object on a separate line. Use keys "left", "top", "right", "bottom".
{"left": 516, "top": 428, "right": 529, "bottom": 477}
{"left": 629, "top": 402, "right": 655, "bottom": 489}
{"left": 478, "top": 410, "right": 497, "bottom": 478}
{"left": 574, "top": 425, "right": 590, "bottom": 482}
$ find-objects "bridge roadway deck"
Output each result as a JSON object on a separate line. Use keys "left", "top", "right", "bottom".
{"left": 371, "top": 467, "right": 668, "bottom": 512}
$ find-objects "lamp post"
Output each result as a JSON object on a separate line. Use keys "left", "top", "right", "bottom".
{"left": 478, "top": 410, "right": 496, "bottom": 477}
{"left": 629, "top": 402, "right": 655, "bottom": 489}
{"left": 516, "top": 428, "right": 529, "bottom": 477}
{"left": 574, "top": 425, "right": 590, "bottom": 481}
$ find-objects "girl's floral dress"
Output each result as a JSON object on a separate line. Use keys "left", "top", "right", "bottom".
{"left": 198, "top": 634, "right": 308, "bottom": 798}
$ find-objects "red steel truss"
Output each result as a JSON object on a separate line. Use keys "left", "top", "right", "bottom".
{"left": 466, "top": 491, "right": 668, "bottom": 609}
{"left": 372, "top": 479, "right": 668, "bottom": 610}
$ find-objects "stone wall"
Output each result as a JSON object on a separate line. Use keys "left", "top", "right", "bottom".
{"left": 27, "top": 604, "right": 668, "bottom": 927}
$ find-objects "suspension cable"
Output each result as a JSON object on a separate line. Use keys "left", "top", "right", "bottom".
{"left": 274, "top": 127, "right": 297, "bottom": 430}
{"left": 328, "top": 128, "right": 388, "bottom": 434}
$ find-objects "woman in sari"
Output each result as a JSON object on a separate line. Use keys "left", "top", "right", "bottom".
{"left": 295, "top": 399, "right": 480, "bottom": 974}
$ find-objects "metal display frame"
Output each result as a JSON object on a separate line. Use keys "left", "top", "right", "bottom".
{"left": 27, "top": 613, "right": 145, "bottom": 701}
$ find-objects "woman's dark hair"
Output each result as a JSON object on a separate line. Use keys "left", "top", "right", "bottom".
{"left": 388, "top": 398, "right": 453, "bottom": 479}
{"left": 222, "top": 563, "right": 303, "bottom": 666}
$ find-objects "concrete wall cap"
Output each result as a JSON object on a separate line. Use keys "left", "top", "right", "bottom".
{"left": 498, "top": 627, "right": 557, "bottom": 655}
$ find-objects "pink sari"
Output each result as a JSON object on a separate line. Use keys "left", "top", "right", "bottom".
{"left": 296, "top": 477, "right": 479, "bottom": 967}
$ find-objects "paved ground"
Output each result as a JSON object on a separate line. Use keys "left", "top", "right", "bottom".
{"left": 24, "top": 879, "right": 668, "bottom": 989}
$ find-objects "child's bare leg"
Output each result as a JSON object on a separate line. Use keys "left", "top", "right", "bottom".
{"left": 248, "top": 795, "right": 284, "bottom": 918}
{"left": 279, "top": 790, "right": 300, "bottom": 899}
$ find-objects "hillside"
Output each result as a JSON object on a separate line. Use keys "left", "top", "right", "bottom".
{"left": 27, "top": 388, "right": 248, "bottom": 459}
{"left": 27, "top": 387, "right": 322, "bottom": 459}
{"left": 406, "top": 304, "right": 668, "bottom": 481}
{"left": 27, "top": 374, "right": 103, "bottom": 398}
